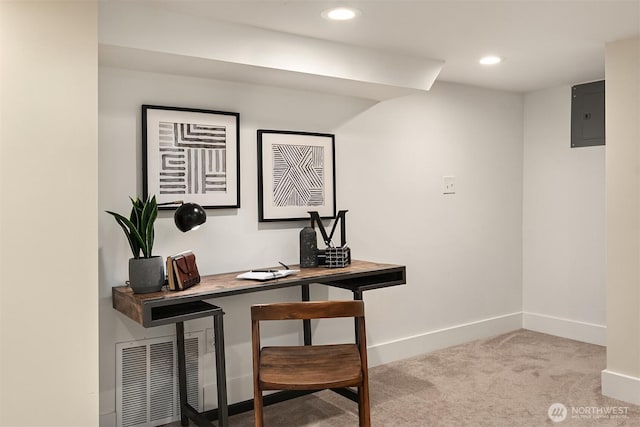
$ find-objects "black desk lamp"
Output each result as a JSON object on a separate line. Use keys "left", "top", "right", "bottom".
{"left": 158, "top": 200, "right": 207, "bottom": 232}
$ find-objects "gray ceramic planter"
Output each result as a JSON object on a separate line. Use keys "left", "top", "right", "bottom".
{"left": 128, "top": 256, "right": 165, "bottom": 293}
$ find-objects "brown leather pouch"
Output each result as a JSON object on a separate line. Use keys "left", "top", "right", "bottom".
{"left": 173, "top": 253, "right": 201, "bottom": 290}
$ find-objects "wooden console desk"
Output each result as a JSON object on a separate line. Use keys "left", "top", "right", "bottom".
{"left": 113, "top": 260, "right": 406, "bottom": 426}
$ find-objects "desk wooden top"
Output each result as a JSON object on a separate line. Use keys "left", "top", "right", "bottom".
{"left": 113, "top": 260, "right": 406, "bottom": 326}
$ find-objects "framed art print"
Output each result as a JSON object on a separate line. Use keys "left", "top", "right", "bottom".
{"left": 258, "top": 129, "right": 336, "bottom": 222}
{"left": 142, "top": 105, "right": 240, "bottom": 209}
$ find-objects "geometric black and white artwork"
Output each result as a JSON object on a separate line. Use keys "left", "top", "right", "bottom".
{"left": 157, "top": 122, "right": 227, "bottom": 195}
{"left": 258, "top": 129, "right": 335, "bottom": 222}
{"left": 143, "top": 105, "right": 240, "bottom": 209}
{"left": 272, "top": 144, "right": 324, "bottom": 207}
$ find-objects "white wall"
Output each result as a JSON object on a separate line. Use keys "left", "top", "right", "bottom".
{"left": 99, "top": 68, "right": 524, "bottom": 422}
{"left": 602, "top": 37, "right": 640, "bottom": 406}
{"left": 0, "top": 2, "right": 99, "bottom": 426}
{"left": 522, "top": 86, "right": 606, "bottom": 345}
{"left": 336, "top": 82, "right": 524, "bottom": 350}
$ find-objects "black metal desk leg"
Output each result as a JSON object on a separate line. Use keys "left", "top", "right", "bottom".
{"left": 301, "top": 284, "right": 312, "bottom": 345}
{"left": 213, "top": 312, "right": 229, "bottom": 427}
{"left": 175, "top": 321, "right": 189, "bottom": 427}
{"left": 353, "top": 290, "right": 363, "bottom": 345}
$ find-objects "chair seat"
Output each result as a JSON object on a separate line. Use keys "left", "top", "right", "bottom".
{"left": 259, "top": 344, "right": 362, "bottom": 390}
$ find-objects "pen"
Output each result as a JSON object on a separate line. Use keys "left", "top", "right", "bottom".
{"left": 279, "top": 262, "right": 289, "bottom": 269}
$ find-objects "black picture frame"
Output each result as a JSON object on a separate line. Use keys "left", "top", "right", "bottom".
{"left": 257, "top": 129, "right": 336, "bottom": 222}
{"left": 142, "top": 105, "right": 240, "bottom": 209}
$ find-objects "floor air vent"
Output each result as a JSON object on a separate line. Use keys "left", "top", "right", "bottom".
{"left": 116, "top": 332, "right": 204, "bottom": 427}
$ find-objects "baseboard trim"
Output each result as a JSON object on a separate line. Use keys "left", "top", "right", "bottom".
{"left": 99, "top": 411, "right": 116, "bottom": 427}
{"left": 602, "top": 369, "right": 640, "bottom": 406}
{"left": 522, "top": 312, "right": 606, "bottom": 346}
{"left": 367, "top": 312, "right": 523, "bottom": 366}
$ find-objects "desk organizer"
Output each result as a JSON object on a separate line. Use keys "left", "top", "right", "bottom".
{"left": 324, "top": 246, "right": 351, "bottom": 268}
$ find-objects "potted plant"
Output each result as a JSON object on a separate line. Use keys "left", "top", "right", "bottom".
{"left": 107, "top": 195, "right": 165, "bottom": 293}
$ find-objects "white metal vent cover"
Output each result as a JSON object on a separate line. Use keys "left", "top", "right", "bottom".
{"left": 116, "top": 332, "right": 204, "bottom": 427}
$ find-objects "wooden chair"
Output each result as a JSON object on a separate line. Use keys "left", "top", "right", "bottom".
{"left": 251, "top": 300, "right": 370, "bottom": 427}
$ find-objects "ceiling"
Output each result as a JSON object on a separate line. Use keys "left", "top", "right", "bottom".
{"left": 156, "top": 0, "right": 640, "bottom": 93}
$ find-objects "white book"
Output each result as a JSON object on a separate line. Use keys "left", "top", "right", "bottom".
{"left": 236, "top": 269, "right": 299, "bottom": 281}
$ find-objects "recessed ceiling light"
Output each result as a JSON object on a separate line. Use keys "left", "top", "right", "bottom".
{"left": 322, "top": 7, "right": 360, "bottom": 21}
{"left": 479, "top": 55, "right": 502, "bottom": 65}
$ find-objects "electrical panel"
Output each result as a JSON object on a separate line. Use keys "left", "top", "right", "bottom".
{"left": 571, "top": 80, "right": 605, "bottom": 148}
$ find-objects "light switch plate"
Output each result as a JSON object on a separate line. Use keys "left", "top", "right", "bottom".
{"left": 442, "top": 176, "right": 456, "bottom": 194}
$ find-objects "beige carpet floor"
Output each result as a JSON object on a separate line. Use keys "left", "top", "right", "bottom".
{"left": 169, "top": 329, "right": 640, "bottom": 426}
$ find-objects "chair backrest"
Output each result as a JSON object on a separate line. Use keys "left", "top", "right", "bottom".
{"left": 251, "top": 300, "right": 364, "bottom": 321}
{"left": 251, "top": 300, "right": 367, "bottom": 358}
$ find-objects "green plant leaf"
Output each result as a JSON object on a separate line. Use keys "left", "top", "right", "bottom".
{"left": 135, "top": 199, "right": 147, "bottom": 256}
{"left": 106, "top": 210, "right": 142, "bottom": 258}
{"left": 128, "top": 200, "right": 142, "bottom": 256}
{"left": 145, "top": 196, "right": 157, "bottom": 257}
{"left": 140, "top": 196, "right": 157, "bottom": 258}
{"left": 124, "top": 219, "right": 146, "bottom": 258}
{"left": 108, "top": 195, "right": 158, "bottom": 259}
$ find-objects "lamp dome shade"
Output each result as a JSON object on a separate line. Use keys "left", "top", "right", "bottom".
{"left": 174, "top": 202, "right": 207, "bottom": 232}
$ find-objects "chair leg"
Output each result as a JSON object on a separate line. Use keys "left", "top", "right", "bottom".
{"left": 358, "top": 383, "right": 371, "bottom": 427}
{"left": 254, "top": 391, "right": 264, "bottom": 427}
